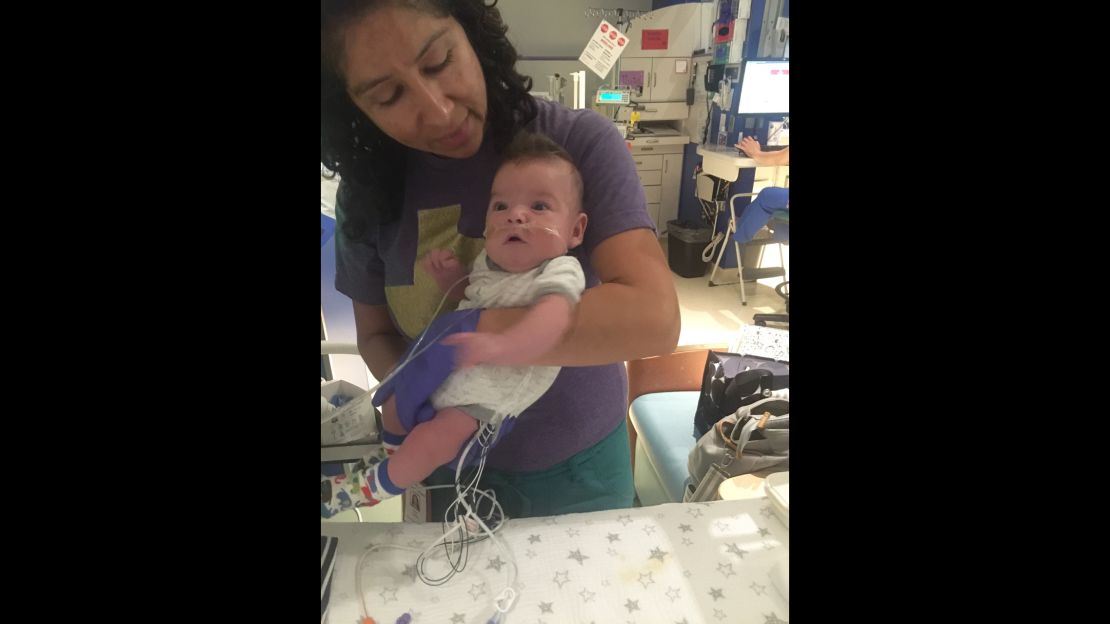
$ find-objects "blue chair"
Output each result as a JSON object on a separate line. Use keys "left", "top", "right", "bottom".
{"left": 753, "top": 211, "right": 789, "bottom": 327}
{"left": 625, "top": 345, "right": 725, "bottom": 505}
{"left": 708, "top": 189, "right": 789, "bottom": 305}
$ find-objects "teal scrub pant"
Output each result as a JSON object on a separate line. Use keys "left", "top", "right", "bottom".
{"left": 423, "top": 419, "right": 635, "bottom": 519}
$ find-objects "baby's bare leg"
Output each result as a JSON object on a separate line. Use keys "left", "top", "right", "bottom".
{"left": 380, "top": 396, "right": 402, "bottom": 433}
{"left": 385, "top": 407, "right": 479, "bottom": 488}
{"left": 378, "top": 396, "right": 406, "bottom": 454}
{"left": 321, "top": 407, "right": 477, "bottom": 517}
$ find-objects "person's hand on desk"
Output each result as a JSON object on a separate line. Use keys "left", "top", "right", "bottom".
{"left": 737, "top": 136, "right": 764, "bottom": 158}
{"left": 736, "top": 136, "right": 790, "bottom": 166}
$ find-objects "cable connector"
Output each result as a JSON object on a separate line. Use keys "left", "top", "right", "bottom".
{"left": 494, "top": 587, "right": 518, "bottom": 613}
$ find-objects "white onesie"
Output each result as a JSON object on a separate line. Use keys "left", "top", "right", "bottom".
{"left": 430, "top": 249, "right": 585, "bottom": 424}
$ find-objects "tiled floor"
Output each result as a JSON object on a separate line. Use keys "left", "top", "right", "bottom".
{"left": 673, "top": 273, "right": 787, "bottom": 347}
{"left": 659, "top": 236, "right": 788, "bottom": 348}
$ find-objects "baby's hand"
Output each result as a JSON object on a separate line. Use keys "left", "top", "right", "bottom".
{"left": 441, "top": 332, "right": 514, "bottom": 368}
{"left": 422, "top": 249, "right": 468, "bottom": 296}
{"left": 422, "top": 248, "right": 461, "bottom": 280}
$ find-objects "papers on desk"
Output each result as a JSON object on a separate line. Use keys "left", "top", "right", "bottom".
{"left": 730, "top": 324, "right": 789, "bottom": 362}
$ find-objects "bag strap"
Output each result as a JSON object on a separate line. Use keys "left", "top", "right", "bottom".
{"left": 737, "top": 397, "right": 789, "bottom": 419}
{"left": 716, "top": 412, "right": 771, "bottom": 465}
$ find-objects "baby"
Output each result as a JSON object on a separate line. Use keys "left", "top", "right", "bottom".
{"left": 322, "top": 131, "right": 588, "bottom": 516}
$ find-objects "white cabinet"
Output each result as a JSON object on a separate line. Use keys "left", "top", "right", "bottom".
{"left": 618, "top": 57, "right": 691, "bottom": 102}
{"left": 637, "top": 169, "right": 663, "bottom": 186}
{"left": 631, "top": 142, "right": 685, "bottom": 236}
{"left": 632, "top": 154, "right": 663, "bottom": 170}
{"left": 751, "top": 165, "right": 790, "bottom": 196}
{"left": 618, "top": 57, "right": 653, "bottom": 100}
{"left": 621, "top": 3, "right": 712, "bottom": 57}
{"left": 660, "top": 153, "right": 682, "bottom": 229}
{"left": 650, "top": 58, "right": 691, "bottom": 101}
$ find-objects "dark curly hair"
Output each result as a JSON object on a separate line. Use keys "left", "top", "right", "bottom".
{"left": 322, "top": 0, "right": 537, "bottom": 238}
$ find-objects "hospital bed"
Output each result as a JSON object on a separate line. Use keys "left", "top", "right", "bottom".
{"left": 321, "top": 495, "right": 789, "bottom": 623}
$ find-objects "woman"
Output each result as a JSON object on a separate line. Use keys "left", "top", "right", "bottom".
{"left": 321, "top": 0, "right": 680, "bottom": 518}
{"left": 734, "top": 136, "right": 789, "bottom": 242}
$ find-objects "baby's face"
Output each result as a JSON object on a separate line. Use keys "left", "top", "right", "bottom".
{"left": 484, "top": 159, "right": 587, "bottom": 272}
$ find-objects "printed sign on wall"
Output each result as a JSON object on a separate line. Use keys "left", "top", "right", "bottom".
{"left": 579, "top": 20, "right": 628, "bottom": 78}
{"left": 642, "top": 29, "right": 669, "bottom": 50}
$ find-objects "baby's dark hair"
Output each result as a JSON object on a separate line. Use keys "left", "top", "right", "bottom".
{"left": 500, "top": 131, "right": 583, "bottom": 206}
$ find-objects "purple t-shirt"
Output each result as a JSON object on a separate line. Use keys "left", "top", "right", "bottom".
{"left": 334, "top": 98, "right": 653, "bottom": 471}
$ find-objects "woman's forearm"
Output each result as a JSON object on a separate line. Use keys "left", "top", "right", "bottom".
{"left": 480, "top": 229, "right": 680, "bottom": 366}
{"left": 752, "top": 146, "right": 789, "bottom": 166}
{"left": 497, "top": 294, "right": 574, "bottom": 364}
{"left": 478, "top": 279, "right": 679, "bottom": 367}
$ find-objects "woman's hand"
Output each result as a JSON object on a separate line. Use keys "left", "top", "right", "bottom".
{"left": 440, "top": 331, "right": 512, "bottom": 368}
{"left": 737, "top": 136, "right": 764, "bottom": 158}
{"left": 737, "top": 137, "right": 789, "bottom": 166}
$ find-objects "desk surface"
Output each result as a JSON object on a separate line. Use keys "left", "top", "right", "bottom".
{"left": 696, "top": 144, "right": 787, "bottom": 182}
{"left": 322, "top": 497, "right": 788, "bottom": 624}
{"left": 696, "top": 143, "right": 759, "bottom": 165}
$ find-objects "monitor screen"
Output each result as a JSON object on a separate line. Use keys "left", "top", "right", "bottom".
{"left": 596, "top": 89, "right": 630, "bottom": 104}
{"left": 736, "top": 60, "right": 789, "bottom": 114}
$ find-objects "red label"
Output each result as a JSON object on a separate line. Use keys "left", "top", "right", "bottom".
{"left": 618, "top": 37, "right": 626, "bottom": 46}
{"left": 642, "top": 29, "right": 669, "bottom": 50}
{"left": 601, "top": 23, "right": 609, "bottom": 33}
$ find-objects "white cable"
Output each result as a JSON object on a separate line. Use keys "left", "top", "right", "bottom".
{"left": 319, "top": 274, "right": 474, "bottom": 424}
{"left": 369, "top": 272, "right": 474, "bottom": 392}
{"left": 350, "top": 270, "right": 542, "bottom": 622}
{"left": 354, "top": 543, "right": 426, "bottom": 620}
{"left": 702, "top": 231, "right": 725, "bottom": 262}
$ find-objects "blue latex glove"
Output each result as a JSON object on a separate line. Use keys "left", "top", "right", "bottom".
{"left": 372, "top": 308, "right": 518, "bottom": 469}
{"left": 371, "top": 308, "right": 480, "bottom": 433}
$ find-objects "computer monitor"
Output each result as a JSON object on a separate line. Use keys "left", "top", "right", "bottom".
{"left": 736, "top": 60, "right": 789, "bottom": 114}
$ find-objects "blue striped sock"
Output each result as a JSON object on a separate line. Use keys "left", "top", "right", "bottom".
{"left": 381, "top": 430, "right": 406, "bottom": 454}
{"left": 372, "top": 458, "right": 404, "bottom": 496}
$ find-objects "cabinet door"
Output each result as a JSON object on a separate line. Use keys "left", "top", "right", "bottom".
{"left": 632, "top": 154, "right": 663, "bottom": 171}
{"left": 651, "top": 57, "right": 691, "bottom": 102}
{"left": 618, "top": 57, "right": 653, "bottom": 100}
{"left": 752, "top": 165, "right": 789, "bottom": 195}
{"left": 659, "top": 153, "right": 683, "bottom": 233}
{"left": 774, "top": 165, "right": 790, "bottom": 187}
{"left": 637, "top": 169, "right": 662, "bottom": 186}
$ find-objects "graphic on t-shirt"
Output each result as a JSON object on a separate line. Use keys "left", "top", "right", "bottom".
{"left": 385, "top": 204, "right": 484, "bottom": 338}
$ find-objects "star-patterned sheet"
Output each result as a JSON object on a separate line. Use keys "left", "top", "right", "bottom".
{"left": 321, "top": 497, "right": 788, "bottom": 624}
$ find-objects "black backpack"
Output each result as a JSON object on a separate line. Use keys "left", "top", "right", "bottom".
{"left": 692, "top": 351, "right": 789, "bottom": 439}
